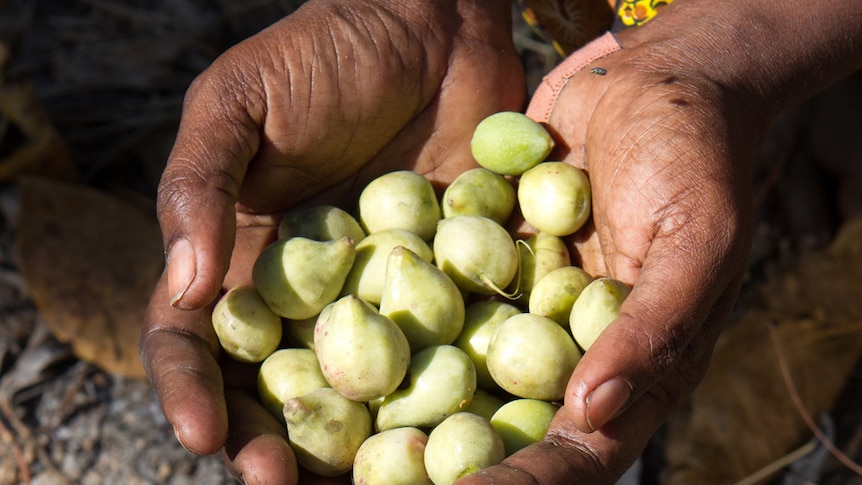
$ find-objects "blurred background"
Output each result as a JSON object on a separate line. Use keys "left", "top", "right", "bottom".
{"left": 0, "top": 1, "right": 860, "bottom": 484}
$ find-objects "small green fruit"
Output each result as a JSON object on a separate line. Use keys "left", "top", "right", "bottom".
{"left": 518, "top": 161, "right": 591, "bottom": 237}
{"left": 352, "top": 427, "right": 432, "bottom": 485}
{"left": 486, "top": 313, "right": 581, "bottom": 401}
{"left": 314, "top": 295, "right": 410, "bottom": 402}
{"left": 376, "top": 345, "right": 476, "bottom": 431}
{"left": 470, "top": 111, "right": 554, "bottom": 176}
{"left": 424, "top": 412, "right": 505, "bottom": 485}
{"left": 257, "top": 348, "right": 329, "bottom": 422}
{"left": 490, "top": 399, "right": 558, "bottom": 456}
{"left": 252, "top": 236, "right": 355, "bottom": 319}
{"left": 358, "top": 170, "right": 441, "bottom": 241}
{"left": 211, "top": 285, "right": 282, "bottom": 363}
{"left": 569, "top": 278, "right": 630, "bottom": 350}
{"left": 441, "top": 168, "right": 515, "bottom": 225}
{"left": 529, "top": 266, "right": 594, "bottom": 326}
{"left": 283, "top": 388, "right": 371, "bottom": 477}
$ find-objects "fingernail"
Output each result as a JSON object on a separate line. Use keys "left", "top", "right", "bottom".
{"left": 585, "top": 378, "right": 631, "bottom": 432}
{"left": 167, "top": 238, "right": 195, "bottom": 307}
{"left": 173, "top": 425, "right": 193, "bottom": 454}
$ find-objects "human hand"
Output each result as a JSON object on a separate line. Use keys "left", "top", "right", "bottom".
{"left": 460, "top": 14, "right": 762, "bottom": 485}
{"left": 139, "top": 0, "right": 524, "bottom": 483}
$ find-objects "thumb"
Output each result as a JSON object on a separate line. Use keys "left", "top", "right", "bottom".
{"left": 158, "top": 63, "right": 264, "bottom": 310}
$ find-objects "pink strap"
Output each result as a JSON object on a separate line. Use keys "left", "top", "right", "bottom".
{"left": 526, "top": 32, "right": 622, "bottom": 123}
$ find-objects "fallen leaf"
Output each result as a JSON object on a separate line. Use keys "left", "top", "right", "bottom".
{"left": 665, "top": 216, "right": 862, "bottom": 484}
{"left": 0, "top": 79, "right": 79, "bottom": 183}
{"left": 13, "top": 177, "right": 163, "bottom": 378}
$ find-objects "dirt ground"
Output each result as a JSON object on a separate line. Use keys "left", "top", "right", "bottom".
{"left": 1, "top": 1, "right": 862, "bottom": 485}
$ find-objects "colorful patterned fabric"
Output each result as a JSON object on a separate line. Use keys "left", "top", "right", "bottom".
{"left": 615, "top": 0, "right": 674, "bottom": 28}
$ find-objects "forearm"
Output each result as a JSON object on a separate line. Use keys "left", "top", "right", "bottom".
{"left": 617, "top": 0, "right": 862, "bottom": 116}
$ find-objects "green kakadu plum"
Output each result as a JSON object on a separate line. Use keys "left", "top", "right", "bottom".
{"left": 529, "top": 266, "right": 594, "bottom": 327}
{"left": 441, "top": 168, "right": 516, "bottom": 225}
{"left": 464, "top": 389, "right": 507, "bottom": 422}
{"left": 277, "top": 204, "right": 366, "bottom": 243}
{"left": 257, "top": 348, "right": 329, "bottom": 422}
{"left": 518, "top": 161, "right": 591, "bottom": 237}
{"left": 569, "top": 277, "right": 631, "bottom": 351}
{"left": 453, "top": 300, "right": 523, "bottom": 392}
{"left": 379, "top": 246, "right": 465, "bottom": 352}
{"left": 509, "top": 231, "right": 571, "bottom": 303}
{"left": 358, "top": 170, "right": 441, "bottom": 241}
{"left": 283, "top": 387, "right": 372, "bottom": 477}
{"left": 376, "top": 345, "right": 476, "bottom": 432}
{"left": 252, "top": 236, "right": 355, "bottom": 320}
{"left": 211, "top": 285, "right": 282, "bottom": 363}
{"left": 352, "top": 427, "right": 432, "bottom": 485}
{"left": 490, "top": 398, "right": 559, "bottom": 456}
{"left": 433, "top": 215, "right": 519, "bottom": 296}
{"left": 314, "top": 295, "right": 410, "bottom": 402}
{"left": 424, "top": 412, "right": 506, "bottom": 485}
{"left": 486, "top": 313, "right": 581, "bottom": 401}
{"left": 470, "top": 111, "right": 554, "bottom": 176}
{"left": 341, "top": 228, "right": 433, "bottom": 306}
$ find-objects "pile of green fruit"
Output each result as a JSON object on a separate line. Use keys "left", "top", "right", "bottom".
{"left": 210, "top": 111, "right": 630, "bottom": 484}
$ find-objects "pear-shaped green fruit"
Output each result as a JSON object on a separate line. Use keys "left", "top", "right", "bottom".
{"left": 487, "top": 313, "right": 581, "bottom": 401}
{"left": 341, "top": 228, "right": 433, "bottom": 305}
{"left": 490, "top": 399, "right": 558, "bottom": 456}
{"left": 314, "top": 295, "right": 410, "bottom": 402}
{"left": 454, "top": 300, "right": 522, "bottom": 392}
{"left": 529, "top": 266, "right": 594, "bottom": 326}
{"left": 252, "top": 236, "right": 355, "bottom": 319}
{"left": 257, "top": 348, "right": 329, "bottom": 422}
{"left": 433, "top": 215, "right": 518, "bottom": 295}
{"left": 376, "top": 345, "right": 476, "bottom": 431}
{"left": 470, "top": 111, "right": 554, "bottom": 176}
{"left": 379, "top": 246, "right": 465, "bottom": 352}
{"left": 283, "top": 387, "right": 372, "bottom": 477}
{"left": 352, "top": 427, "right": 432, "bottom": 485}
{"left": 424, "top": 412, "right": 505, "bottom": 485}
{"left": 510, "top": 232, "right": 571, "bottom": 303}
{"left": 569, "top": 278, "right": 630, "bottom": 350}
{"left": 441, "top": 168, "right": 515, "bottom": 225}
{"left": 211, "top": 285, "right": 282, "bottom": 363}
{"left": 277, "top": 204, "right": 366, "bottom": 243}
{"left": 358, "top": 170, "right": 441, "bottom": 241}
{"left": 518, "top": 161, "right": 591, "bottom": 237}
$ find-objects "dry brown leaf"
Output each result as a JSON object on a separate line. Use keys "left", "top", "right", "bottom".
{"left": 666, "top": 216, "right": 862, "bottom": 484}
{"left": 0, "top": 79, "right": 79, "bottom": 183}
{"left": 13, "top": 177, "right": 163, "bottom": 378}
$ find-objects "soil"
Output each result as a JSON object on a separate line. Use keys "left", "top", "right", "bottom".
{"left": 1, "top": 1, "right": 861, "bottom": 485}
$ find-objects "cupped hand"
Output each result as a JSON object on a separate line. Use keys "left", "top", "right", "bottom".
{"left": 459, "top": 16, "right": 767, "bottom": 485}
{"left": 139, "top": 0, "right": 525, "bottom": 483}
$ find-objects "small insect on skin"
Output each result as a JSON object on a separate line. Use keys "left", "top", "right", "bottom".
{"left": 590, "top": 67, "right": 607, "bottom": 75}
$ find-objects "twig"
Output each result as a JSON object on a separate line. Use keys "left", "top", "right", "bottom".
{"left": 732, "top": 440, "right": 818, "bottom": 485}
{"left": 0, "top": 415, "right": 31, "bottom": 485}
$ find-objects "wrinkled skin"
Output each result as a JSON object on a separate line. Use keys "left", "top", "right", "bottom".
{"left": 142, "top": 0, "right": 523, "bottom": 483}
{"left": 141, "top": 0, "right": 862, "bottom": 483}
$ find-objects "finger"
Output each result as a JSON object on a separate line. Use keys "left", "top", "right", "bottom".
{"left": 140, "top": 275, "right": 228, "bottom": 455}
{"left": 458, "top": 396, "right": 663, "bottom": 485}
{"left": 222, "top": 389, "right": 299, "bottom": 485}
{"left": 566, "top": 257, "right": 746, "bottom": 433}
{"left": 158, "top": 56, "right": 266, "bottom": 310}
